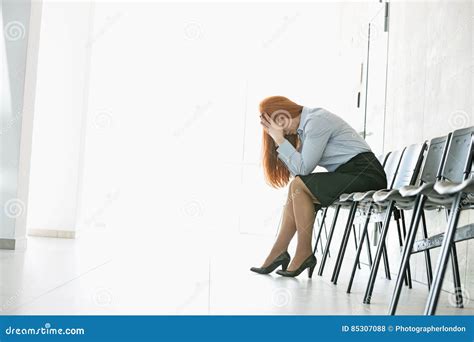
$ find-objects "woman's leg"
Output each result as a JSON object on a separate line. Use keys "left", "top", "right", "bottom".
{"left": 261, "top": 177, "right": 319, "bottom": 268}
{"left": 287, "top": 176, "right": 319, "bottom": 271}
{"left": 261, "top": 183, "right": 299, "bottom": 267}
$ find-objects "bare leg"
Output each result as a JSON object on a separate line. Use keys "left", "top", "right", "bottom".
{"left": 261, "top": 184, "right": 298, "bottom": 267}
{"left": 287, "top": 176, "right": 319, "bottom": 271}
{"left": 261, "top": 177, "right": 319, "bottom": 268}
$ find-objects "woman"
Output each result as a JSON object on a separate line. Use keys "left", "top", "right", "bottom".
{"left": 250, "top": 96, "right": 387, "bottom": 278}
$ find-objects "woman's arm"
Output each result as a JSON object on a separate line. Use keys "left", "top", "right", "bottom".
{"left": 276, "top": 118, "right": 332, "bottom": 176}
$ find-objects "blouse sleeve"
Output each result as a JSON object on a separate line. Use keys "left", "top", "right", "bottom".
{"left": 276, "top": 116, "right": 332, "bottom": 176}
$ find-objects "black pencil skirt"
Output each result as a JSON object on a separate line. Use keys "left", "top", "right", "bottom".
{"left": 298, "top": 152, "right": 387, "bottom": 208}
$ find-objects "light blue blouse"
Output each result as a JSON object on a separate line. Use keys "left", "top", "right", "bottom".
{"left": 276, "top": 107, "right": 371, "bottom": 175}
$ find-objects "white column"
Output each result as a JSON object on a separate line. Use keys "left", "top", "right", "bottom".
{"left": 0, "top": 0, "right": 42, "bottom": 250}
{"left": 26, "top": 2, "right": 93, "bottom": 239}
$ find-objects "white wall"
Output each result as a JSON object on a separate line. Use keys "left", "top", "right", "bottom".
{"left": 382, "top": 0, "right": 473, "bottom": 294}
{"left": 75, "top": 2, "right": 372, "bottom": 237}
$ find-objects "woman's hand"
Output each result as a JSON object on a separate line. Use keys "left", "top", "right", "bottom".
{"left": 260, "top": 112, "right": 285, "bottom": 145}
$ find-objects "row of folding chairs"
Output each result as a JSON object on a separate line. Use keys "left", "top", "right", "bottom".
{"left": 312, "top": 126, "right": 474, "bottom": 315}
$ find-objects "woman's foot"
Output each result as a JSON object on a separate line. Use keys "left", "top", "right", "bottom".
{"left": 286, "top": 249, "right": 314, "bottom": 271}
{"left": 250, "top": 251, "right": 291, "bottom": 274}
{"left": 276, "top": 254, "right": 317, "bottom": 278}
{"left": 261, "top": 249, "right": 289, "bottom": 268}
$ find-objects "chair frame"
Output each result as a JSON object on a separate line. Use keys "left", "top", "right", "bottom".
{"left": 387, "top": 128, "right": 473, "bottom": 314}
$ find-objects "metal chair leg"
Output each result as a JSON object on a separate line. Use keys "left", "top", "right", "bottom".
{"left": 443, "top": 208, "right": 464, "bottom": 305}
{"left": 394, "top": 216, "right": 407, "bottom": 286}
{"left": 395, "top": 213, "right": 403, "bottom": 247}
{"left": 313, "top": 208, "right": 327, "bottom": 255}
{"left": 323, "top": 212, "right": 331, "bottom": 257}
{"left": 395, "top": 212, "right": 411, "bottom": 288}
{"left": 347, "top": 203, "right": 373, "bottom": 293}
{"left": 424, "top": 192, "right": 463, "bottom": 315}
{"left": 332, "top": 202, "right": 358, "bottom": 284}
{"left": 318, "top": 205, "right": 341, "bottom": 276}
{"left": 330, "top": 203, "right": 356, "bottom": 282}
{"left": 363, "top": 201, "right": 395, "bottom": 304}
{"left": 400, "top": 210, "right": 413, "bottom": 289}
{"left": 379, "top": 222, "right": 392, "bottom": 280}
{"left": 388, "top": 195, "right": 425, "bottom": 315}
{"left": 381, "top": 244, "right": 391, "bottom": 279}
{"left": 450, "top": 244, "right": 464, "bottom": 308}
{"left": 420, "top": 210, "right": 433, "bottom": 288}
{"left": 331, "top": 202, "right": 355, "bottom": 282}
{"left": 365, "top": 229, "right": 373, "bottom": 267}
{"left": 352, "top": 224, "right": 361, "bottom": 269}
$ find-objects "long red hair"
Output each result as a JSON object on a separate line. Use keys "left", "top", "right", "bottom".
{"left": 260, "top": 96, "right": 303, "bottom": 188}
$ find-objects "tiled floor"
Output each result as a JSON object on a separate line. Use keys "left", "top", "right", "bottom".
{"left": 0, "top": 227, "right": 472, "bottom": 315}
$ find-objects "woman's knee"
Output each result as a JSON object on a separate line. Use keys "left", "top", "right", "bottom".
{"left": 289, "top": 176, "right": 318, "bottom": 202}
{"left": 289, "top": 176, "right": 308, "bottom": 195}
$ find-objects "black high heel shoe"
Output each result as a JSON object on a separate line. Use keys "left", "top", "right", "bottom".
{"left": 276, "top": 254, "right": 317, "bottom": 278}
{"left": 250, "top": 251, "right": 291, "bottom": 274}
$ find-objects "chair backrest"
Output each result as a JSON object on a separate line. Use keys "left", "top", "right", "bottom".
{"left": 441, "top": 126, "right": 474, "bottom": 183}
{"left": 383, "top": 149, "right": 404, "bottom": 189}
{"left": 420, "top": 134, "right": 451, "bottom": 184}
{"left": 377, "top": 153, "right": 390, "bottom": 166}
{"left": 391, "top": 142, "right": 427, "bottom": 189}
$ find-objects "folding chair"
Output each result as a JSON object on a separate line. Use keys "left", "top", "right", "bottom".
{"left": 312, "top": 155, "right": 390, "bottom": 265}
{"left": 344, "top": 142, "right": 427, "bottom": 293}
{"left": 423, "top": 127, "right": 473, "bottom": 314}
{"left": 363, "top": 136, "right": 455, "bottom": 305}
{"left": 319, "top": 149, "right": 405, "bottom": 281}
{"left": 385, "top": 127, "right": 473, "bottom": 314}
{"left": 330, "top": 148, "right": 417, "bottom": 285}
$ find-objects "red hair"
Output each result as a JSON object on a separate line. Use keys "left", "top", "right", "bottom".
{"left": 259, "top": 96, "right": 303, "bottom": 188}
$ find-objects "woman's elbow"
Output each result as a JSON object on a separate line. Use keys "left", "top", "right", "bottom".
{"left": 298, "top": 166, "right": 313, "bottom": 176}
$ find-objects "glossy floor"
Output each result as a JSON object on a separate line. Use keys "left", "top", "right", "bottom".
{"left": 0, "top": 227, "right": 472, "bottom": 315}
